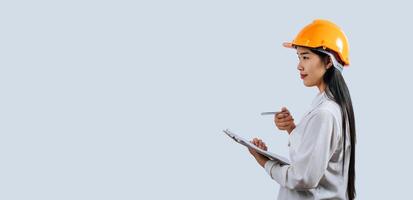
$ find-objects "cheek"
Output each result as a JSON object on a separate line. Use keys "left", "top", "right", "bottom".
{"left": 305, "top": 74, "right": 317, "bottom": 85}
{"left": 309, "top": 65, "right": 326, "bottom": 79}
{"left": 304, "top": 67, "right": 325, "bottom": 84}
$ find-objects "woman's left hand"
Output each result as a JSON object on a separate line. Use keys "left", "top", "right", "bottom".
{"left": 248, "top": 138, "right": 270, "bottom": 167}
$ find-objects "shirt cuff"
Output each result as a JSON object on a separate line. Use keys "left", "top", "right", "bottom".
{"left": 264, "top": 160, "right": 279, "bottom": 179}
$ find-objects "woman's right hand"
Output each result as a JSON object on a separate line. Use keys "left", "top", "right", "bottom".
{"left": 274, "top": 107, "right": 296, "bottom": 134}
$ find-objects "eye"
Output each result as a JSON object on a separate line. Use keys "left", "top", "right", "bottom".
{"left": 297, "top": 55, "right": 309, "bottom": 60}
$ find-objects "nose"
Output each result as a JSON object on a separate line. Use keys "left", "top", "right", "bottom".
{"left": 297, "top": 61, "right": 304, "bottom": 71}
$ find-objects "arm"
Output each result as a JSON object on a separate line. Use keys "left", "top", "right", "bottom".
{"left": 265, "top": 110, "right": 338, "bottom": 190}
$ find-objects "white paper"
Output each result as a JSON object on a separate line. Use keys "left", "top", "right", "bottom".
{"left": 223, "top": 129, "right": 290, "bottom": 165}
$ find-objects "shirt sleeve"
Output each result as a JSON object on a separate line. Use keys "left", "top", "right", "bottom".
{"left": 264, "top": 109, "right": 338, "bottom": 190}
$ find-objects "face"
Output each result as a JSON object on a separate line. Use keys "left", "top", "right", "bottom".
{"left": 296, "top": 46, "right": 331, "bottom": 89}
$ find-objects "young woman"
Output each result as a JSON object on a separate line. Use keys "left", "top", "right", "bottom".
{"left": 248, "top": 19, "right": 356, "bottom": 200}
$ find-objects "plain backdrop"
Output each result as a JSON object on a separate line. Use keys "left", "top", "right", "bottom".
{"left": 1, "top": 0, "right": 412, "bottom": 199}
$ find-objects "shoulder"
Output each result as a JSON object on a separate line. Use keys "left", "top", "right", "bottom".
{"left": 307, "top": 98, "right": 341, "bottom": 128}
{"left": 308, "top": 108, "right": 335, "bottom": 124}
{"left": 306, "top": 99, "right": 342, "bottom": 137}
{"left": 318, "top": 98, "right": 342, "bottom": 121}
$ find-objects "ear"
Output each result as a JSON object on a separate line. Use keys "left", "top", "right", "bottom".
{"left": 326, "top": 59, "right": 333, "bottom": 69}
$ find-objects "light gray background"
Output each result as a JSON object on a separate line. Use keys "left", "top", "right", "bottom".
{"left": 1, "top": 0, "right": 412, "bottom": 199}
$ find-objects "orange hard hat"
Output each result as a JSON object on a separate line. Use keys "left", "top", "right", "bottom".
{"left": 283, "top": 19, "right": 350, "bottom": 66}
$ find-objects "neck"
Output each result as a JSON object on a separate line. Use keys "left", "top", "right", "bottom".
{"left": 317, "top": 81, "right": 327, "bottom": 93}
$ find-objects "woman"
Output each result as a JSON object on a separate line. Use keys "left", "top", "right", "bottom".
{"left": 248, "top": 19, "right": 356, "bottom": 200}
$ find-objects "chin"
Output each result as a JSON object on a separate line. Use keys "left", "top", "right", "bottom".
{"left": 303, "top": 81, "right": 314, "bottom": 87}
{"left": 303, "top": 82, "right": 311, "bottom": 87}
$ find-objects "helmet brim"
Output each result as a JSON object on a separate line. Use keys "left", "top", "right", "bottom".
{"left": 282, "top": 42, "right": 294, "bottom": 48}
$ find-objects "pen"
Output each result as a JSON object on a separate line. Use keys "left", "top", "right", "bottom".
{"left": 261, "top": 112, "right": 279, "bottom": 115}
{"left": 261, "top": 111, "right": 289, "bottom": 116}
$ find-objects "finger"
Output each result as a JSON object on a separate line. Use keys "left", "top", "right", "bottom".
{"left": 261, "top": 142, "right": 267, "bottom": 149}
{"left": 252, "top": 140, "right": 257, "bottom": 146}
{"left": 260, "top": 143, "right": 267, "bottom": 149}
{"left": 281, "top": 108, "right": 290, "bottom": 115}
{"left": 278, "top": 117, "right": 294, "bottom": 122}
{"left": 278, "top": 121, "right": 294, "bottom": 127}
{"left": 254, "top": 139, "right": 260, "bottom": 146}
{"left": 279, "top": 118, "right": 293, "bottom": 124}
{"left": 276, "top": 111, "right": 289, "bottom": 118}
{"left": 277, "top": 124, "right": 289, "bottom": 129}
{"left": 280, "top": 118, "right": 294, "bottom": 125}
{"left": 276, "top": 119, "right": 293, "bottom": 126}
{"left": 279, "top": 115, "right": 293, "bottom": 122}
{"left": 250, "top": 140, "right": 256, "bottom": 145}
{"left": 281, "top": 107, "right": 290, "bottom": 113}
{"left": 257, "top": 143, "right": 263, "bottom": 149}
{"left": 261, "top": 143, "right": 267, "bottom": 150}
{"left": 277, "top": 125, "right": 287, "bottom": 129}
{"left": 281, "top": 111, "right": 291, "bottom": 117}
{"left": 273, "top": 112, "right": 282, "bottom": 120}
{"left": 277, "top": 121, "right": 293, "bottom": 128}
{"left": 276, "top": 113, "right": 287, "bottom": 119}
{"left": 261, "top": 141, "right": 266, "bottom": 147}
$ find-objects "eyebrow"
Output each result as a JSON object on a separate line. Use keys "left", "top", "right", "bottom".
{"left": 297, "top": 51, "right": 311, "bottom": 55}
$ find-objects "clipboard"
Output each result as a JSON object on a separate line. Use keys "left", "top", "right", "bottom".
{"left": 223, "top": 129, "right": 290, "bottom": 165}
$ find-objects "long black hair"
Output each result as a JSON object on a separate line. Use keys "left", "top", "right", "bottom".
{"left": 311, "top": 49, "right": 356, "bottom": 200}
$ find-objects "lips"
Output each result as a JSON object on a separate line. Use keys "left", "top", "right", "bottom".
{"left": 300, "top": 74, "right": 308, "bottom": 79}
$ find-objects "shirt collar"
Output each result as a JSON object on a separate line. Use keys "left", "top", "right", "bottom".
{"left": 310, "top": 91, "right": 327, "bottom": 110}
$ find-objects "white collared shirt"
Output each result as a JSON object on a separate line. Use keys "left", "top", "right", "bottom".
{"left": 264, "top": 91, "right": 351, "bottom": 200}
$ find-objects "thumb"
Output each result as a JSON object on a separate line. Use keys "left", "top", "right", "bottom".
{"left": 281, "top": 107, "right": 290, "bottom": 116}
